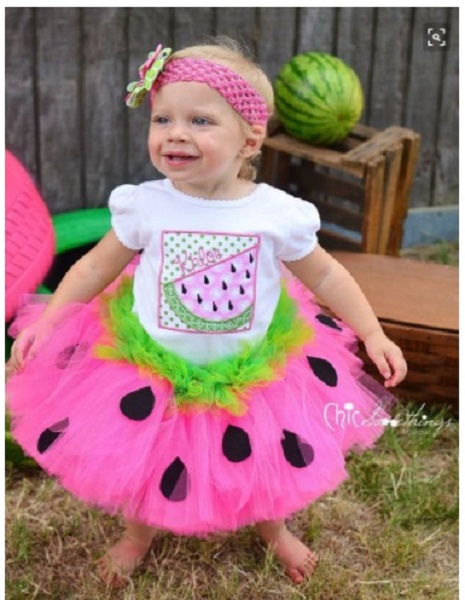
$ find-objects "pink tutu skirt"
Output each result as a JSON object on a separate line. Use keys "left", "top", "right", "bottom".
{"left": 6, "top": 268, "right": 394, "bottom": 536}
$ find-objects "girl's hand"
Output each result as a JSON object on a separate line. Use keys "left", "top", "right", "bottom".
{"left": 363, "top": 330, "right": 407, "bottom": 388}
{"left": 9, "top": 320, "right": 53, "bottom": 373}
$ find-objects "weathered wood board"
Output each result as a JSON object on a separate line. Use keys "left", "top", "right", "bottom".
{"left": 5, "top": 7, "right": 457, "bottom": 214}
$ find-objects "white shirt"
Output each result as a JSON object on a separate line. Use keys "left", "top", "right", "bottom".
{"left": 109, "top": 178, "right": 320, "bottom": 365}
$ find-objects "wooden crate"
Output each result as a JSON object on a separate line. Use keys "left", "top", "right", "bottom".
{"left": 259, "top": 119, "right": 421, "bottom": 255}
{"left": 320, "top": 252, "right": 459, "bottom": 415}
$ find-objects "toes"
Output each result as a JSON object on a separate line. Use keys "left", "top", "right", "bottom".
{"left": 95, "top": 537, "right": 149, "bottom": 588}
{"left": 96, "top": 557, "right": 113, "bottom": 585}
{"left": 100, "top": 569, "right": 128, "bottom": 589}
{"left": 96, "top": 557, "right": 109, "bottom": 578}
{"left": 301, "top": 552, "right": 318, "bottom": 576}
{"left": 305, "top": 551, "right": 318, "bottom": 570}
{"left": 286, "top": 567, "right": 304, "bottom": 584}
{"left": 96, "top": 558, "right": 112, "bottom": 586}
{"left": 285, "top": 551, "right": 318, "bottom": 584}
{"left": 96, "top": 555, "right": 129, "bottom": 589}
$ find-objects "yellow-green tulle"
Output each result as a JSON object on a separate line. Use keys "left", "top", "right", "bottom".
{"left": 96, "top": 276, "right": 313, "bottom": 415}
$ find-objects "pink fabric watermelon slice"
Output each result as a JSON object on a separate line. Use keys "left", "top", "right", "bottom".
{"left": 163, "top": 245, "right": 258, "bottom": 332}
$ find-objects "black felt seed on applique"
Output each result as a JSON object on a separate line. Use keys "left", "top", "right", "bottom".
{"left": 160, "top": 457, "right": 190, "bottom": 501}
{"left": 37, "top": 418, "right": 70, "bottom": 453}
{"left": 315, "top": 313, "right": 343, "bottom": 331}
{"left": 239, "top": 285, "right": 245, "bottom": 295}
{"left": 307, "top": 356, "right": 338, "bottom": 387}
{"left": 222, "top": 425, "right": 252, "bottom": 462}
{"left": 222, "top": 280, "right": 228, "bottom": 290}
{"left": 181, "top": 284, "right": 187, "bottom": 294}
{"left": 120, "top": 387, "right": 155, "bottom": 421}
{"left": 281, "top": 429, "right": 314, "bottom": 468}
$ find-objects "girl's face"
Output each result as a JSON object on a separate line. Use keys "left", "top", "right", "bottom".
{"left": 148, "top": 82, "right": 264, "bottom": 199}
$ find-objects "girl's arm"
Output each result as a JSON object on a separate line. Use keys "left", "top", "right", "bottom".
{"left": 41, "top": 229, "right": 138, "bottom": 316}
{"left": 10, "top": 230, "right": 138, "bottom": 369}
{"left": 284, "top": 244, "right": 407, "bottom": 388}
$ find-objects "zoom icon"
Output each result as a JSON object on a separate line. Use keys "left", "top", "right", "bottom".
{"left": 424, "top": 24, "right": 449, "bottom": 51}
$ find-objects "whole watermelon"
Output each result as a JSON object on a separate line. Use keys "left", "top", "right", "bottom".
{"left": 275, "top": 52, "right": 364, "bottom": 146}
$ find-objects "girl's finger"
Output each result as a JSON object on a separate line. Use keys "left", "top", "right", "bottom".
{"left": 384, "top": 352, "right": 407, "bottom": 387}
{"left": 369, "top": 349, "right": 391, "bottom": 380}
{"left": 378, "top": 359, "right": 392, "bottom": 381}
{"left": 12, "top": 333, "right": 34, "bottom": 369}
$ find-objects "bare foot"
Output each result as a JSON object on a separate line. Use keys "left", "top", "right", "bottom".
{"left": 273, "top": 528, "right": 318, "bottom": 584}
{"left": 256, "top": 521, "right": 318, "bottom": 584}
{"left": 97, "top": 535, "right": 152, "bottom": 588}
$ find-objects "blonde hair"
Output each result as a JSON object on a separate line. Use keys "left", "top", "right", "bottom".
{"left": 171, "top": 37, "right": 274, "bottom": 181}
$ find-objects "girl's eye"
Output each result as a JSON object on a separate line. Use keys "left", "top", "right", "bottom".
{"left": 151, "top": 116, "right": 169, "bottom": 124}
{"left": 192, "top": 117, "right": 210, "bottom": 126}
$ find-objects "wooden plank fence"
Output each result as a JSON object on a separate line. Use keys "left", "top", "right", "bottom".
{"left": 5, "top": 7, "right": 458, "bottom": 215}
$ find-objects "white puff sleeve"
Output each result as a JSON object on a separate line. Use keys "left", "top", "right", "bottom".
{"left": 277, "top": 199, "right": 321, "bottom": 262}
{"left": 108, "top": 184, "right": 144, "bottom": 250}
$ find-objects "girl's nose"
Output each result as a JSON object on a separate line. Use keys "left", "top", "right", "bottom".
{"left": 167, "top": 122, "right": 188, "bottom": 142}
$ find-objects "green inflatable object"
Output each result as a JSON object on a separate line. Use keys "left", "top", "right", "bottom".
{"left": 6, "top": 207, "right": 112, "bottom": 469}
{"left": 52, "top": 207, "right": 111, "bottom": 255}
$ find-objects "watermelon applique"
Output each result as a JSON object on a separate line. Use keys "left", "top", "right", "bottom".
{"left": 159, "top": 232, "right": 259, "bottom": 333}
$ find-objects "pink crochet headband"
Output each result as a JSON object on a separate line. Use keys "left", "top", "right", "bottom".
{"left": 125, "top": 44, "right": 269, "bottom": 127}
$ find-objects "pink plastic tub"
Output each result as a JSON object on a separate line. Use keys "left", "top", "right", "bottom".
{"left": 5, "top": 151, "right": 55, "bottom": 322}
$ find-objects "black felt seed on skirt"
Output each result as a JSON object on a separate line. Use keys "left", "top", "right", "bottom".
{"left": 120, "top": 387, "right": 155, "bottom": 421}
{"left": 222, "top": 425, "right": 252, "bottom": 462}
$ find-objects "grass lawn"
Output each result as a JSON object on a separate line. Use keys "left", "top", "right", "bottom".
{"left": 5, "top": 403, "right": 458, "bottom": 600}
{"left": 5, "top": 243, "right": 459, "bottom": 599}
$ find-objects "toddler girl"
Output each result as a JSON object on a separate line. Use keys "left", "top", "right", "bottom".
{"left": 7, "top": 39, "right": 407, "bottom": 588}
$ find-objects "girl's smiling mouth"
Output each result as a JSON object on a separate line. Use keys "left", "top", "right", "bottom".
{"left": 163, "top": 152, "right": 199, "bottom": 166}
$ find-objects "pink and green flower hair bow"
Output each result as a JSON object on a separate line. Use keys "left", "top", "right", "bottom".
{"left": 125, "top": 44, "right": 172, "bottom": 108}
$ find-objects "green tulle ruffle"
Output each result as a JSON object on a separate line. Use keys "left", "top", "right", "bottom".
{"left": 95, "top": 276, "right": 313, "bottom": 415}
